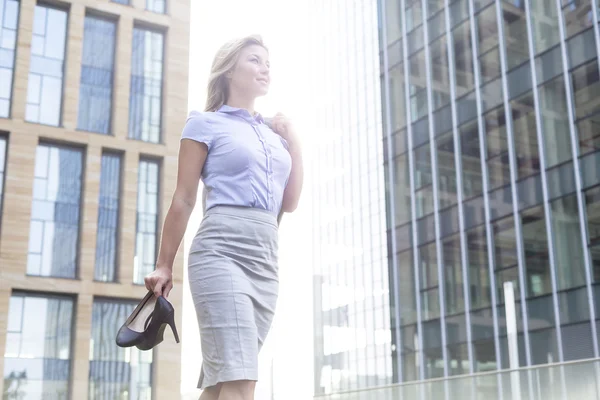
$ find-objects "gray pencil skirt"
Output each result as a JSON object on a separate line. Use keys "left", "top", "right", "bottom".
{"left": 188, "top": 205, "right": 279, "bottom": 390}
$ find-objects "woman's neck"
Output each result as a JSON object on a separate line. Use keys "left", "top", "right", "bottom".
{"left": 226, "top": 92, "right": 256, "bottom": 115}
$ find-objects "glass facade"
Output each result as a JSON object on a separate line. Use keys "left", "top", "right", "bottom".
{"left": 134, "top": 158, "right": 159, "bottom": 284}
{"left": 77, "top": 15, "right": 116, "bottom": 134}
{"left": 95, "top": 152, "right": 122, "bottom": 282}
{"left": 26, "top": 4, "right": 67, "bottom": 126}
{"left": 128, "top": 27, "right": 164, "bottom": 143}
{"left": 311, "top": 0, "right": 392, "bottom": 395}
{"left": 89, "top": 299, "right": 152, "bottom": 399}
{"left": 28, "top": 143, "right": 83, "bottom": 278}
{"left": 0, "top": 0, "right": 19, "bottom": 118}
{"left": 379, "top": 0, "right": 600, "bottom": 390}
{"left": 3, "top": 293, "right": 74, "bottom": 399}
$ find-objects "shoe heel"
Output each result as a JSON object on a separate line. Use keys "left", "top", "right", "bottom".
{"left": 167, "top": 312, "right": 180, "bottom": 343}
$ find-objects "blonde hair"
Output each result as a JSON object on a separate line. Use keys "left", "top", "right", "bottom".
{"left": 204, "top": 34, "right": 268, "bottom": 112}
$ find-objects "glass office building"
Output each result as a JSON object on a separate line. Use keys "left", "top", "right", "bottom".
{"left": 379, "top": 0, "right": 600, "bottom": 388}
{"left": 309, "top": 0, "right": 393, "bottom": 395}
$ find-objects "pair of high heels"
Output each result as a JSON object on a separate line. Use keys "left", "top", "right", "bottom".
{"left": 115, "top": 291, "right": 180, "bottom": 351}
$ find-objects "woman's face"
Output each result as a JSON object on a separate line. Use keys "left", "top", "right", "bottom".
{"left": 228, "top": 44, "right": 270, "bottom": 98}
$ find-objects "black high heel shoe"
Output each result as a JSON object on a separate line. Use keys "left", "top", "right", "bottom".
{"left": 115, "top": 291, "right": 180, "bottom": 351}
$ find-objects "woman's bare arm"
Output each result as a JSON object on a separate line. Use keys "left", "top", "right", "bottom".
{"left": 145, "top": 138, "right": 207, "bottom": 297}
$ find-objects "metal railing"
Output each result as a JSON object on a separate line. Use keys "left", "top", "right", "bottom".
{"left": 314, "top": 358, "right": 600, "bottom": 400}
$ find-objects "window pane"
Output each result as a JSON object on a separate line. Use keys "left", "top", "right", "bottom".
{"left": 89, "top": 299, "right": 152, "bottom": 399}
{"left": 95, "top": 153, "right": 122, "bottom": 282}
{"left": 28, "top": 144, "right": 83, "bottom": 278}
{"left": 492, "top": 216, "right": 519, "bottom": 302}
{"left": 26, "top": 5, "right": 67, "bottom": 126}
{"left": 522, "top": 205, "right": 552, "bottom": 297}
{"left": 409, "top": 50, "right": 427, "bottom": 122}
{"left": 571, "top": 60, "right": 600, "bottom": 156}
{"left": 398, "top": 250, "right": 417, "bottom": 326}
{"left": 414, "top": 143, "right": 434, "bottom": 217}
{"left": 530, "top": 0, "right": 561, "bottom": 54}
{"left": 78, "top": 16, "right": 116, "bottom": 134}
{"left": 385, "top": 0, "right": 402, "bottom": 47}
{"left": 584, "top": 186, "right": 600, "bottom": 283}
{"left": 511, "top": 92, "right": 540, "bottom": 179}
{"left": 460, "top": 120, "right": 484, "bottom": 199}
{"left": 146, "top": 0, "right": 165, "bottom": 13}
{"left": 453, "top": 20, "right": 475, "bottom": 97}
{"left": 437, "top": 132, "right": 458, "bottom": 208}
{"left": 0, "top": 0, "right": 20, "bottom": 118}
{"left": 476, "top": 5, "right": 501, "bottom": 84}
{"left": 389, "top": 62, "right": 407, "bottom": 132}
{"left": 392, "top": 153, "right": 411, "bottom": 225}
{"left": 501, "top": 1, "right": 529, "bottom": 69}
{"left": 552, "top": 194, "right": 586, "bottom": 290}
{"left": 444, "top": 234, "right": 464, "bottom": 315}
{"left": 420, "top": 242, "right": 440, "bottom": 320}
{"left": 429, "top": 36, "right": 451, "bottom": 110}
{"left": 129, "top": 28, "right": 164, "bottom": 143}
{"left": 539, "top": 76, "right": 572, "bottom": 167}
{"left": 562, "top": 0, "right": 593, "bottom": 39}
{"left": 485, "top": 107, "right": 510, "bottom": 191}
{"left": 134, "top": 159, "right": 160, "bottom": 283}
{"left": 467, "top": 225, "right": 491, "bottom": 309}
{"left": 3, "top": 293, "right": 74, "bottom": 399}
{"left": 111, "top": 0, "right": 129, "bottom": 4}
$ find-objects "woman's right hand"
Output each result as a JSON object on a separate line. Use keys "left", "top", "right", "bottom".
{"left": 144, "top": 266, "right": 173, "bottom": 298}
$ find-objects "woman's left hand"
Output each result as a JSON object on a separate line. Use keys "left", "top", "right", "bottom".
{"left": 270, "top": 112, "right": 298, "bottom": 145}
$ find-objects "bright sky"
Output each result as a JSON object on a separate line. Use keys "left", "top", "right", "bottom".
{"left": 181, "top": 1, "right": 315, "bottom": 399}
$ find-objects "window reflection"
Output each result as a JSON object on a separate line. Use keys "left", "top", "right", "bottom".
{"left": 501, "top": 1, "right": 529, "bottom": 69}
{"left": 420, "top": 242, "right": 440, "bottom": 320}
{"left": 467, "top": 225, "right": 491, "bottom": 309}
{"left": 444, "top": 234, "right": 464, "bottom": 315}
{"left": 389, "top": 62, "right": 407, "bottom": 132}
{"left": 571, "top": 60, "right": 600, "bottom": 156}
{"left": 26, "top": 5, "right": 67, "bottom": 126}
{"left": 476, "top": 6, "right": 501, "bottom": 84}
{"left": 28, "top": 144, "right": 83, "bottom": 278}
{"left": 552, "top": 194, "right": 587, "bottom": 290}
{"left": 521, "top": 205, "right": 552, "bottom": 297}
{"left": 89, "top": 299, "right": 152, "bottom": 399}
{"left": 414, "top": 143, "right": 434, "bottom": 217}
{"left": 429, "top": 36, "right": 451, "bottom": 110}
{"left": 385, "top": 0, "right": 402, "bottom": 46}
{"left": 539, "top": 75, "right": 572, "bottom": 167}
{"left": 0, "top": 0, "right": 19, "bottom": 117}
{"left": 529, "top": 0, "right": 560, "bottom": 54}
{"left": 492, "top": 216, "right": 519, "bottom": 302}
{"left": 129, "top": 28, "right": 164, "bottom": 143}
{"left": 460, "top": 120, "right": 484, "bottom": 199}
{"left": 409, "top": 50, "right": 427, "bottom": 121}
{"left": 393, "top": 153, "right": 411, "bottom": 225}
{"left": 78, "top": 16, "right": 116, "bottom": 134}
{"left": 134, "top": 159, "right": 160, "bottom": 284}
{"left": 95, "top": 153, "right": 122, "bottom": 282}
{"left": 437, "top": 132, "right": 458, "bottom": 208}
{"left": 511, "top": 92, "right": 540, "bottom": 179}
{"left": 398, "top": 250, "right": 417, "bottom": 326}
{"left": 584, "top": 186, "right": 600, "bottom": 283}
{"left": 452, "top": 20, "right": 475, "bottom": 96}
{"left": 3, "top": 293, "right": 73, "bottom": 399}
{"left": 561, "top": 0, "right": 593, "bottom": 39}
{"left": 485, "top": 107, "right": 510, "bottom": 191}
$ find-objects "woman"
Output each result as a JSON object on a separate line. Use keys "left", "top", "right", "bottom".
{"left": 143, "top": 35, "right": 303, "bottom": 400}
